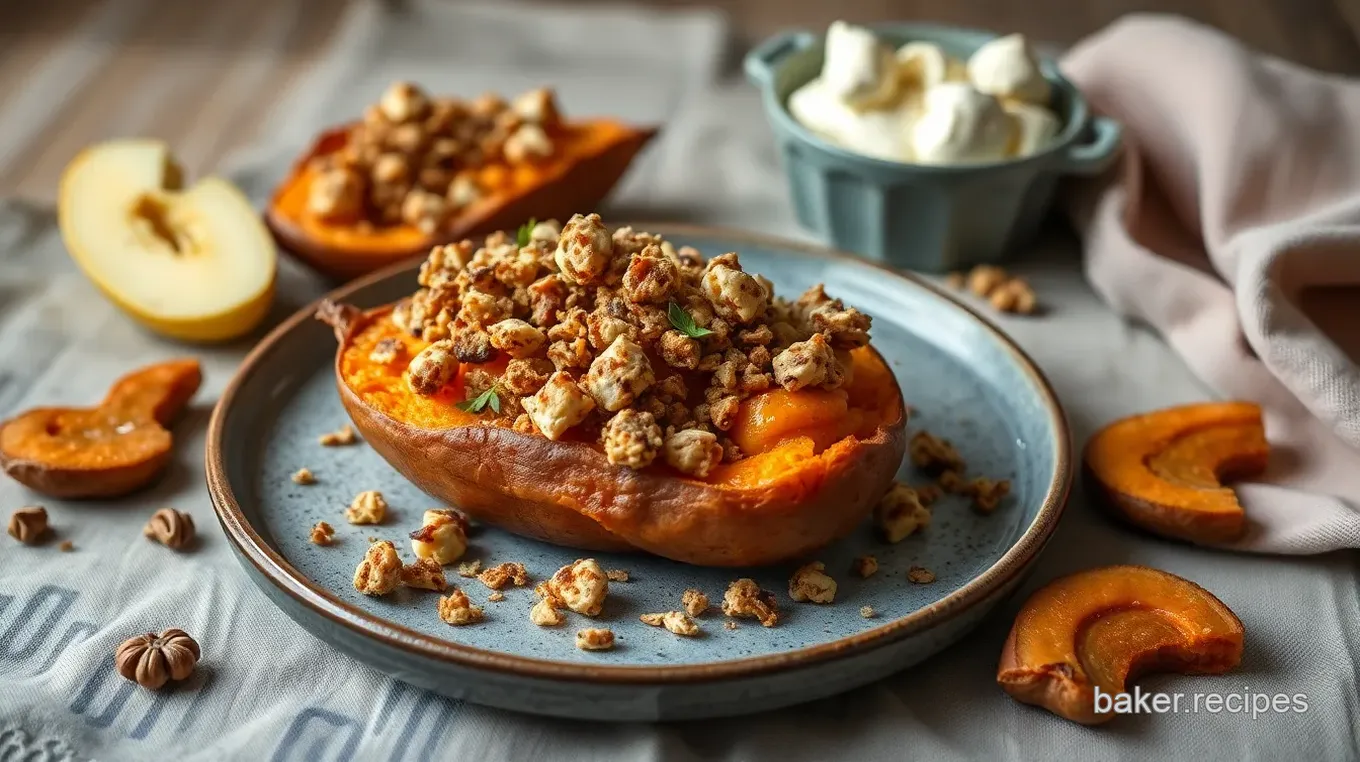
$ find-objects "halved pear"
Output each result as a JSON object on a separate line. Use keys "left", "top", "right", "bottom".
{"left": 58, "top": 140, "right": 276, "bottom": 342}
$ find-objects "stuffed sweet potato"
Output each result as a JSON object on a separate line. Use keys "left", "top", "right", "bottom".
{"left": 319, "top": 216, "right": 907, "bottom": 566}
{"left": 267, "top": 83, "right": 657, "bottom": 281}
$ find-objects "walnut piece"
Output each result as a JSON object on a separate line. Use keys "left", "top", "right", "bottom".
{"left": 967, "top": 265, "right": 1008, "bottom": 297}
{"left": 308, "top": 168, "right": 364, "bottom": 221}
{"left": 968, "top": 476, "right": 1012, "bottom": 514}
{"left": 291, "top": 468, "right": 316, "bottom": 485}
{"left": 908, "top": 566, "right": 937, "bottom": 584}
{"left": 909, "top": 430, "right": 965, "bottom": 474}
{"left": 318, "top": 424, "right": 358, "bottom": 446}
{"left": 875, "top": 482, "right": 931, "bottom": 543}
{"left": 345, "top": 490, "right": 388, "bottom": 525}
{"left": 605, "top": 569, "right": 630, "bottom": 582}
{"left": 575, "top": 628, "right": 615, "bottom": 651}
{"left": 639, "top": 611, "right": 700, "bottom": 636}
{"left": 7, "top": 506, "right": 48, "bottom": 544}
{"left": 788, "top": 561, "right": 837, "bottom": 604}
{"left": 401, "top": 558, "right": 448, "bottom": 591}
{"left": 409, "top": 511, "right": 467, "bottom": 564}
{"left": 601, "top": 409, "right": 663, "bottom": 469}
{"left": 721, "top": 578, "right": 780, "bottom": 627}
{"left": 437, "top": 587, "right": 485, "bottom": 625}
{"left": 354, "top": 540, "right": 403, "bottom": 595}
{"left": 143, "top": 508, "right": 195, "bottom": 551}
{"left": 478, "top": 562, "right": 530, "bottom": 590}
{"left": 545, "top": 558, "right": 608, "bottom": 615}
{"left": 851, "top": 555, "right": 879, "bottom": 579}
{"left": 530, "top": 597, "right": 565, "bottom": 627}
{"left": 681, "top": 588, "right": 710, "bottom": 617}
{"left": 115, "top": 629, "right": 200, "bottom": 690}
{"left": 310, "top": 521, "right": 335, "bottom": 546}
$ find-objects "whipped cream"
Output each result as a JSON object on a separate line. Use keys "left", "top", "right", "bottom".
{"left": 966, "top": 33, "right": 1051, "bottom": 105}
{"left": 787, "top": 23, "right": 1062, "bottom": 165}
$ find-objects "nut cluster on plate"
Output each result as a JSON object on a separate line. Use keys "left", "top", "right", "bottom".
{"left": 393, "top": 213, "right": 874, "bottom": 477}
{"left": 307, "top": 81, "right": 562, "bottom": 233}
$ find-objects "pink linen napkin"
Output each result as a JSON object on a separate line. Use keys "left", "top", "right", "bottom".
{"left": 1060, "top": 15, "right": 1360, "bottom": 553}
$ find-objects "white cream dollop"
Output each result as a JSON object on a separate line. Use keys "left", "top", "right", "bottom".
{"left": 788, "top": 80, "right": 912, "bottom": 161}
{"left": 911, "top": 83, "right": 1013, "bottom": 165}
{"left": 966, "top": 33, "right": 1050, "bottom": 105}
{"left": 1003, "top": 100, "right": 1061, "bottom": 158}
{"left": 895, "top": 42, "right": 950, "bottom": 90}
{"left": 822, "top": 21, "right": 898, "bottom": 109}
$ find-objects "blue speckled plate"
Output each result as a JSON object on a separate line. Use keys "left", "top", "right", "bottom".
{"left": 207, "top": 225, "right": 1071, "bottom": 721}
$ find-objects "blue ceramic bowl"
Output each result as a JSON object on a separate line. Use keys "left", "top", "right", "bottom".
{"left": 744, "top": 23, "right": 1122, "bottom": 271}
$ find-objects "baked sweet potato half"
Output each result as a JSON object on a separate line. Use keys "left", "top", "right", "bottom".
{"left": 265, "top": 83, "right": 657, "bottom": 281}
{"left": 320, "top": 303, "right": 906, "bottom": 567}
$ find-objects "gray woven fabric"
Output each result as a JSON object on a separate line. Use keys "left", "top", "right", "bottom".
{"left": 0, "top": 4, "right": 1356, "bottom": 760}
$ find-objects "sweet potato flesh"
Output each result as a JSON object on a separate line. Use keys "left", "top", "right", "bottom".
{"left": 340, "top": 313, "right": 901, "bottom": 485}
{"left": 998, "top": 565, "right": 1244, "bottom": 725}
{"left": 1084, "top": 402, "right": 1268, "bottom": 543}
{"left": 0, "top": 359, "right": 201, "bottom": 497}
{"left": 274, "top": 121, "right": 642, "bottom": 260}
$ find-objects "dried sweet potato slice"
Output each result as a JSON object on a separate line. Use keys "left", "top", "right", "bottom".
{"left": 0, "top": 359, "right": 201, "bottom": 498}
{"left": 1084, "top": 402, "right": 1268, "bottom": 543}
{"left": 266, "top": 120, "right": 657, "bottom": 281}
{"left": 997, "top": 565, "right": 1244, "bottom": 724}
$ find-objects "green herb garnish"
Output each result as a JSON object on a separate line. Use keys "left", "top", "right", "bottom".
{"left": 667, "top": 301, "right": 713, "bottom": 338}
{"left": 516, "top": 218, "right": 538, "bottom": 247}
{"left": 456, "top": 386, "right": 501, "bottom": 414}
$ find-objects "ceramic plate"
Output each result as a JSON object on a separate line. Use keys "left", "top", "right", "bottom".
{"left": 207, "top": 225, "right": 1071, "bottom": 721}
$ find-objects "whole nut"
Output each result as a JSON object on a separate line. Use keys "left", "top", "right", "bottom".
{"left": 7, "top": 506, "right": 49, "bottom": 544}
{"left": 143, "top": 508, "right": 195, "bottom": 550}
{"left": 115, "top": 628, "right": 201, "bottom": 690}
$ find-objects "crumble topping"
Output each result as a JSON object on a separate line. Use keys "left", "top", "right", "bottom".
{"left": 721, "top": 578, "right": 780, "bottom": 627}
{"left": 575, "top": 628, "right": 616, "bottom": 651}
{"left": 948, "top": 264, "right": 1039, "bottom": 315}
{"left": 318, "top": 424, "right": 358, "bottom": 446}
{"left": 392, "top": 214, "right": 875, "bottom": 470}
{"left": 604, "top": 569, "right": 630, "bottom": 583}
{"left": 851, "top": 554, "right": 879, "bottom": 578}
{"left": 487, "top": 591, "right": 506, "bottom": 602}
{"left": 291, "top": 467, "right": 316, "bottom": 485}
{"left": 529, "top": 597, "right": 565, "bottom": 627}
{"left": 909, "top": 431, "right": 964, "bottom": 474}
{"left": 308, "top": 82, "right": 563, "bottom": 231}
{"left": 478, "top": 562, "right": 530, "bottom": 590}
{"left": 438, "top": 587, "right": 485, "bottom": 625}
{"left": 310, "top": 521, "right": 335, "bottom": 546}
{"left": 681, "top": 588, "right": 710, "bottom": 617}
{"left": 345, "top": 490, "right": 388, "bottom": 525}
{"left": 353, "top": 540, "right": 402, "bottom": 595}
{"left": 543, "top": 558, "right": 609, "bottom": 615}
{"left": 401, "top": 558, "right": 448, "bottom": 591}
{"left": 456, "top": 559, "right": 483, "bottom": 578}
{"left": 965, "top": 476, "right": 1012, "bottom": 513}
{"left": 875, "top": 482, "right": 931, "bottom": 543}
{"left": 908, "top": 566, "right": 937, "bottom": 584}
{"left": 788, "top": 561, "right": 837, "bottom": 604}
{"left": 640, "top": 611, "right": 700, "bottom": 636}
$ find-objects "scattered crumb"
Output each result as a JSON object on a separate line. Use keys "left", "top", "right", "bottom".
{"left": 788, "top": 561, "right": 837, "bottom": 604}
{"left": 909, "top": 431, "right": 964, "bottom": 474}
{"left": 400, "top": 558, "right": 447, "bottom": 591}
{"left": 345, "top": 490, "right": 387, "bottom": 525}
{"left": 310, "top": 521, "right": 335, "bottom": 546}
{"left": 989, "top": 278, "right": 1038, "bottom": 315}
{"left": 438, "top": 587, "right": 485, "bottom": 625}
{"left": 544, "top": 559, "right": 608, "bottom": 616}
{"left": 851, "top": 555, "right": 878, "bottom": 579}
{"left": 913, "top": 483, "right": 942, "bottom": 505}
{"left": 681, "top": 588, "right": 710, "bottom": 617}
{"left": 487, "top": 591, "right": 505, "bottom": 602}
{"left": 478, "top": 562, "right": 529, "bottom": 590}
{"left": 723, "top": 620, "right": 738, "bottom": 631}
{"left": 353, "top": 540, "right": 401, "bottom": 595}
{"left": 721, "top": 578, "right": 780, "bottom": 627}
{"left": 937, "top": 469, "right": 965, "bottom": 493}
{"left": 860, "top": 605, "right": 876, "bottom": 619}
{"left": 639, "top": 611, "right": 700, "bottom": 636}
{"left": 966, "top": 265, "right": 1008, "bottom": 298}
{"left": 318, "top": 424, "right": 358, "bottom": 446}
{"left": 575, "top": 628, "right": 615, "bottom": 651}
{"left": 530, "top": 597, "right": 565, "bottom": 627}
{"left": 605, "top": 569, "right": 630, "bottom": 582}
{"left": 456, "top": 559, "right": 482, "bottom": 578}
{"left": 960, "top": 265, "right": 1039, "bottom": 315}
{"left": 967, "top": 477, "right": 1012, "bottom": 514}
{"left": 291, "top": 468, "right": 316, "bottom": 485}
{"left": 58, "top": 540, "right": 74, "bottom": 552}
{"left": 875, "top": 482, "right": 931, "bottom": 543}
{"left": 366, "top": 536, "right": 380, "bottom": 543}
{"left": 908, "top": 566, "right": 936, "bottom": 584}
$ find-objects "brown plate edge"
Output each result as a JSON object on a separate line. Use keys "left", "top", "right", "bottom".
{"left": 205, "top": 222, "right": 1073, "bottom": 686}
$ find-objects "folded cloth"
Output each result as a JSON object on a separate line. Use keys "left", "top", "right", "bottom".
{"left": 1061, "top": 15, "right": 1360, "bottom": 553}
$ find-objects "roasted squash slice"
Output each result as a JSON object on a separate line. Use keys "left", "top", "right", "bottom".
{"left": 319, "top": 303, "right": 907, "bottom": 567}
{"left": 267, "top": 120, "right": 656, "bottom": 281}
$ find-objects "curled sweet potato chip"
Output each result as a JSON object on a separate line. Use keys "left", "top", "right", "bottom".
{"left": 0, "top": 359, "right": 201, "bottom": 498}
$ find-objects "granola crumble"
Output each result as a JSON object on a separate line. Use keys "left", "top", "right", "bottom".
{"left": 310, "top": 521, "right": 336, "bottom": 546}
{"left": 487, "top": 591, "right": 506, "bottom": 602}
{"left": 721, "top": 578, "right": 780, "bottom": 627}
{"left": 966, "top": 476, "right": 1012, "bottom": 514}
{"left": 318, "top": 424, "right": 358, "bottom": 446}
{"left": 875, "top": 482, "right": 931, "bottom": 543}
{"left": 788, "top": 562, "right": 837, "bottom": 604}
{"left": 478, "top": 562, "right": 530, "bottom": 590}
{"left": 850, "top": 555, "right": 879, "bottom": 579}
{"left": 605, "top": 569, "right": 630, "bottom": 583}
{"left": 575, "top": 628, "right": 615, "bottom": 651}
{"left": 437, "top": 587, "right": 485, "bottom": 625}
{"left": 529, "top": 597, "right": 565, "bottom": 627}
{"left": 907, "top": 566, "right": 937, "bottom": 584}
{"left": 401, "top": 558, "right": 448, "bottom": 591}
{"left": 639, "top": 611, "right": 700, "bottom": 636}
{"left": 723, "top": 620, "right": 738, "bottom": 631}
{"left": 291, "top": 468, "right": 316, "bottom": 485}
{"left": 345, "top": 490, "right": 388, "bottom": 525}
{"left": 909, "top": 431, "right": 964, "bottom": 474}
{"left": 681, "top": 588, "right": 709, "bottom": 617}
{"left": 456, "top": 559, "right": 482, "bottom": 578}
{"left": 544, "top": 558, "right": 608, "bottom": 615}
{"left": 354, "top": 540, "right": 402, "bottom": 595}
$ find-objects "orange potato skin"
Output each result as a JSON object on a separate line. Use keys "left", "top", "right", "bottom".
{"left": 267, "top": 121, "right": 658, "bottom": 281}
{"left": 326, "top": 304, "right": 906, "bottom": 566}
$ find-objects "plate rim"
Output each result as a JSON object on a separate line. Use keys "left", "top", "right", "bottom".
{"left": 206, "top": 223, "right": 1072, "bottom": 685}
